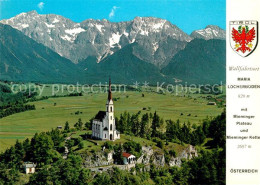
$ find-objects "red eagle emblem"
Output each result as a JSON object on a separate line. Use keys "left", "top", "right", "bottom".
{"left": 232, "top": 26, "right": 256, "bottom": 53}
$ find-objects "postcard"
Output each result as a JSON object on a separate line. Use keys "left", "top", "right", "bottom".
{"left": 0, "top": 0, "right": 259, "bottom": 184}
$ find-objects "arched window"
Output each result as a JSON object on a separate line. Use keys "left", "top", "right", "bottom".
{"left": 105, "top": 134, "right": 106, "bottom": 138}
{"left": 110, "top": 124, "right": 112, "bottom": 130}
{"left": 110, "top": 107, "right": 112, "bottom": 112}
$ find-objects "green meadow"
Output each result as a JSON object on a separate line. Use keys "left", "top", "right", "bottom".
{"left": 0, "top": 85, "right": 225, "bottom": 152}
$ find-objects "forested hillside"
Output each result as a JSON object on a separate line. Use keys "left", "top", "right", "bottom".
{"left": 0, "top": 110, "right": 226, "bottom": 184}
{"left": 0, "top": 83, "right": 36, "bottom": 118}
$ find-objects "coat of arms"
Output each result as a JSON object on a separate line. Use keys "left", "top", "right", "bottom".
{"left": 230, "top": 20, "right": 258, "bottom": 57}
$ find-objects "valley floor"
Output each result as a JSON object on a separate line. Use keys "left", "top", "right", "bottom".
{"left": 0, "top": 87, "right": 224, "bottom": 151}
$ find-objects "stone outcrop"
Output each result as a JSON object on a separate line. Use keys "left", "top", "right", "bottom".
{"left": 169, "top": 145, "right": 198, "bottom": 167}
{"left": 82, "top": 145, "right": 198, "bottom": 169}
{"left": 141, "top": 145, "right": 198, "bottom": 168}
{"left": 82, "top": 151, "right": 114, "bottom": 168}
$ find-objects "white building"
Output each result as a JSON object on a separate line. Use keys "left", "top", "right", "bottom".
{"left": 92, "top": 79, "right": 120, "bottom": 141}
{"left": 23, "top": 162, "right": 36, "bottom": 174}
{"left": 122, "top": 152, "right": 136, "bottom": 165}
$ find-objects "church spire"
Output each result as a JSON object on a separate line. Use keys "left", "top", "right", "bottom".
{"left": 108, "top": 77, "right": 112, "bottom": 101}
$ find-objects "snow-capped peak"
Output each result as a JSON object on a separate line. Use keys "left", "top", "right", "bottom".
{"left": 190, "top": 25, "right": 226, "bottom": 40}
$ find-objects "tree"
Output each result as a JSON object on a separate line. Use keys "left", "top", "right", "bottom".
{"left": 180, "top": 123, "right": 191, "bottom": 144}
{"left": 78, "top": 118, "right": 83, "bottom": 130}
{"left": 0, "top": 166, "right": 20, "bottom": 184}
{"left": 64, "top": 121, "right": 70, "bottom": 132}
{"left": 191, "top": 126, "right": 206, "bottom": 145}
{"left": 113, "top": 144, "right": 123, "bottom": 164}
{"left": 140, "top": 113, "right": 149, "bottom": 138}
{"left": 14, "top": 140, "right": 25, "bottom": 166}
{"left": 208, "top": 111, "right": 226, "bottom": 148}
{"left": 29, "top": 155, "right": 92, "bottom": 184}
{"left": 131, "top": 113, "right": 140, "bottom": 135}
{"left": 67, "top": 139, "right": 75, "bottom": 152}
{"left": 93, "top": 173, "right": 112, "bottom": 185}
{"left": 110, "top": 167, "right": 142, "bottom": 184}
{"left": 183, "top": 150, "right": 220, "bottom": 185}
{"left": 117, "top": 112, "right": 128, "bottom": 133}
{"left": 102, "top": 141, "right": 114, "bottom": 150}
{"left": 4, "top": 146, "right": 17, "bottom": 168}
{"left": 158, "top": 118, "right": 165, "bottom": 139}
{"left": 85, "top": 117, "right": 93, "bottom": 130}
{"left": 156, "top": 139, "right": 164, "bottom": 149}
{"left": 166, "top": 120, "right": 178, "bottom": 141}
{"left": 78, "top": 142, "right": 84, "bottom": 150}
{"left": 123, "top": 141, "right": 142, "bottom": 158}
{"left": 48, "top": 129, "right": 64, "bottom": 148}
{"left": 23, "top": 138, "right": 31, "bottom": 161}
{"left": 169, "top": 149, "right": 177, "bottom": 158}
{"left": 30, "top": 132, "right": 58, "bottom": 166}
{"left": 74, "top": 118, "right": 83, "bottom": 130}
{"left": 151, "top": 111, "right": 160, "bottom": 137}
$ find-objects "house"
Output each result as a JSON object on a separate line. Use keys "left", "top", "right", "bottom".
{"left": 92, "top": 78, "right": 120, "bottom": 141}
{"left": 122, "top": 152, "right": 136, "bottom": 165}
{"left": 57, "top": 126, "right": 62, "bottom": 129}
{"left": 23, "top": 162, "right": 36, "bottom": 174}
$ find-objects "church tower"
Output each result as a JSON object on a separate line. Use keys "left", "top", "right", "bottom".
{"left": 106, "top": 78, "right": 116, "bottom": 140}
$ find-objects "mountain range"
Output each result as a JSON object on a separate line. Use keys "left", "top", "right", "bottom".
{"left": 0, "top": 23, "right": 83, "bottom": 83}
{"left": 0, "top": 11, "right": 226, "bottom": 84}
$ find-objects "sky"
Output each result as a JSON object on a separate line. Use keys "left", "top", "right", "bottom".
{"left": 0, "top": 0, "right": 226, "bottom": 34}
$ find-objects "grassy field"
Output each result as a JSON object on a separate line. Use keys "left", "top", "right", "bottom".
{"left": 0, "top": 85, "right": 225, "bottom": 152}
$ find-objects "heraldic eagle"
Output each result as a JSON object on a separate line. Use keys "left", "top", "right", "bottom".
{"left": 232, "top": 26, "right": 256, "bottom": 53}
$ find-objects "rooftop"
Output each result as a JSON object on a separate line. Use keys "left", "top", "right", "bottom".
{"left": 94, "top": 111, "right": 106, "bottom": 121}
{"left": 23, "top": 162, "right": 36, "bottom": 168}
{"left": 122, "top": 152, "right": 134, "bottom": 158}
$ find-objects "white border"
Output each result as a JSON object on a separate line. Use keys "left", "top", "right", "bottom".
{"left": 227, "top": 0, "right": 260, "bottom": 184}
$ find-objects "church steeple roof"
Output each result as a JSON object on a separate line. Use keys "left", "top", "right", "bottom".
{"left": 108, "top": 78, "right": 112, "bottom": 101}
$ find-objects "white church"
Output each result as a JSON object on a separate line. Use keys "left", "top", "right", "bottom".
{"left": 92, "top": 79, "right": 120, "bottom": 141}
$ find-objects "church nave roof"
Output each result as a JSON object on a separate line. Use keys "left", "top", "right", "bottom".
{"left": 94, "top": 111, "right": 106, "bottom": 121}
